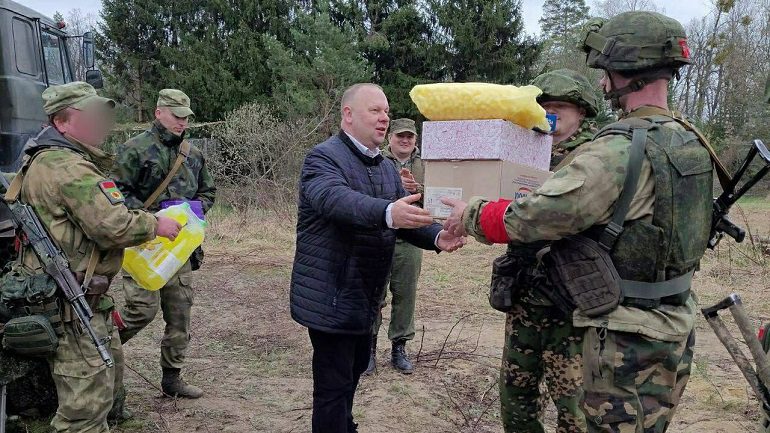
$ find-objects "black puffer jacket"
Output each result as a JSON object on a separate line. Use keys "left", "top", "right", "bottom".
{"left": 290, "top": 131, "right": 441, "bottom": 334}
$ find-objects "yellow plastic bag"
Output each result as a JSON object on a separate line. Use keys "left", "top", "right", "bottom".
{"left": 122, "top": 203, "right": 206, "bottom": 291}
{"left": 410, "top": 83, "right": 550, "bottom": 131}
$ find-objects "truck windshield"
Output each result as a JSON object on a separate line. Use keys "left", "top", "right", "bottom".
{"left": 41, "top": 30, "right": 69, "bottom": 84}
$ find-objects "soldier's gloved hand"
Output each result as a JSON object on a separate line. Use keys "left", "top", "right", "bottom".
{"left": 156, "top": 216, "right": 182, "bottom": 242}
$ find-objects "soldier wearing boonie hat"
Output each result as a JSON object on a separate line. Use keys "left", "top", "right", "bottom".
{"left": 5, "top": 81, "right": 180, "bottom": 432}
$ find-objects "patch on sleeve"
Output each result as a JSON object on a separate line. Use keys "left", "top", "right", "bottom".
{"left": 98, "top": 180, "right": 125, "bottom": 205}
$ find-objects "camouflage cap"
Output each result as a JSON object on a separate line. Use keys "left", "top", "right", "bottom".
{"left": 157, "top": 89, "right": 194, "bottom": 117}
{"left": 390, "top": 118, "right": 417, "bottom": 135}
{"left": 42, "top": 81, "right": 115, "bottom": 115}
{"left": 532, "top": 69, "right": 600, "bottom": 117}
{"left": 581, "top": 11, "right": 691, "bottom": 73}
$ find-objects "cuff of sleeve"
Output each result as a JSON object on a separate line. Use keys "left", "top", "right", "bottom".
{"left": 479, "top": 199, "right": 513, "bottom": 244}
{"left": 385, "top": 203, "right": 395, "bottom": 229}
{"left": 462, "top": 196, "right": 491, "bottom": 244}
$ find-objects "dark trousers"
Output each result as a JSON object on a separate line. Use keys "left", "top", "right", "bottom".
{"left": 308, "top": 328, "right": 371, "bottom": 433}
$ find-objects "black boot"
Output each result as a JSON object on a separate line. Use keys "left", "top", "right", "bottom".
{"left": 391, "top": 340, "right": 414, "bottom": 374}
{"left": 161, "top": 367, "right": 203, "bottom": 399}
{"left": 363, "top": 336, "right": 377, "bottom": 376}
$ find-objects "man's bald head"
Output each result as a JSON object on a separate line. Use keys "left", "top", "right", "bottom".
{"left": 341, "top": 83, "right": 384, "bottom": 113}
{"left": 340, "top": 83, "right": 390, "bottom": 151}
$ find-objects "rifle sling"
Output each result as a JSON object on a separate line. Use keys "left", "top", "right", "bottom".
{"left": 143, "top": 140, "right": 192, "bottom": 209}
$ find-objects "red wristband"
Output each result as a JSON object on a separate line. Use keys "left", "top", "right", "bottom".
{"left": 479, "top": 199, "right": 513, "bottom": 244}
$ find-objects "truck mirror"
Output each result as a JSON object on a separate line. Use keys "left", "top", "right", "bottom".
{"left": 85, "top": 70, "right": 103, "bottom": 89}
{"left": 83, "top": 31, "right": 95, "bottom": 69}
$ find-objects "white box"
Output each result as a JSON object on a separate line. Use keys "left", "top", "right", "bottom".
{"left": 421, "top": 119, "right": 552, "bottom": 171}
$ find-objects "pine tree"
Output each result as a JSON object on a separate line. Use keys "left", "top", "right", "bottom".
{"left": 429, "top": 0, "right": 542, "bottom": 84}
{"left": 539, "top": 0, "right": 590, "bottom": 57}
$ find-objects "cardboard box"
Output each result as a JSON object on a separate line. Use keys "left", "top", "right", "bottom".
{"left": 421, "top": 119, "right": 552, "bottom": 171}
{"left": 424, "top": 160, "right": 551, "bottom": 219}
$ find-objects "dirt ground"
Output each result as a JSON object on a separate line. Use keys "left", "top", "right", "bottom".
{"left": 14, "top": 202, "right": 770, "bottom": 433}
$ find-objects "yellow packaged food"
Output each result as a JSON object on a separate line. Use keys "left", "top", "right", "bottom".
{"left": 409, "top": 83, "right": 550, "bottom": 131}
{"left": 122, "top": 203, "right": 206, "bottom": 291}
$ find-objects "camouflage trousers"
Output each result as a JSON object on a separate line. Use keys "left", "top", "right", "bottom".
{"left": 501, "top": 302, "right": 587, "bottom": 433}
{"left": 119, "top": 261, "right": 193, "bottom": 369}
{"left": 581, "top": 327, "right": 695, "bottom": 433}
{"left": 49, "top": 307, "right": 123, "bottom": 433}
{"left": 374, "top": 239, "right": 423, "bottom": 342}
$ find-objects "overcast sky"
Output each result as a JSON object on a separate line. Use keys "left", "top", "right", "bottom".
{"left": 20, "top": 0, "right": 711, "bottom": 36}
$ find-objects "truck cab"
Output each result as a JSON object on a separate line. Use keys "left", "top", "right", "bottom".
{"left": 0, "top": 0, "right": 101, "bottom": 172}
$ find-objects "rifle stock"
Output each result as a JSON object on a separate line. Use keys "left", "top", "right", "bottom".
{"left": 708, "top": 139, "right": 770, "bottom": 249}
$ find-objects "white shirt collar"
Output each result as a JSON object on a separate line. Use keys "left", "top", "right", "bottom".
{"left": 344, "top": 131, "right": 381, "bottom": 158}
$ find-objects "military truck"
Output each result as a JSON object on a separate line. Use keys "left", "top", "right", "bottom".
{"left": 0, "top": 0, "right": 102, "bottom": 173}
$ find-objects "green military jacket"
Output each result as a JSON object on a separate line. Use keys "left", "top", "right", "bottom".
{"left": 19, "top": 127, "right": 157, "bottom": 278}
{"left": 383, "top": 146, "right": 425, "bottom": 202}
{"left": 114, "top": 121, "right": 216, "bottom": 212}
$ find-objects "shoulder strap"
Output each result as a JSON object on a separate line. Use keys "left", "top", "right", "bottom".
{"left": 670, "top": 111, "right": 732, "bottom": 191}
{"left": 80, "top": 245, "right": 100, "bottom": 291}
{"left": 142, "top": 140, "right": 192, "bottom": 209}
{"left": 4, "top": 148, "right": 59, "bottom": 203}
{"left": 598, "top": 126, "right": 649, "bottom": 251}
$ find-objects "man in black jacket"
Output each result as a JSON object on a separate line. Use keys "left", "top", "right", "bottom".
{"left": 290, "top": 83, "right": 465, "bottom": 433}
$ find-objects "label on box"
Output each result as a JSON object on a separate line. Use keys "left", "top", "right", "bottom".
{"left": 424, "top": 187, "right": 463, "bottom": 219}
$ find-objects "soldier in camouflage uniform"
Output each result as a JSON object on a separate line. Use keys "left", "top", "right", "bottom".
{"left": 444, "top": 11, "right": 712, "bottom": 433}
{"left": 496, "top": 69, "right": 599, "bottom": 433}
{"left": 7, "top": 82, "right": 180, "bottom": 433}
{"left": 366, "top": 118, "right": 425, "bottom": 375}
{"left": 114, "top": 89, "right": 216, "bottom": 399}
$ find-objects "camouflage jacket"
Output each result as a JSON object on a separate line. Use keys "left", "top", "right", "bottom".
{"left": 113, "top": 121, "right": 216, "bottom": 212}
{"left": 19, "top": 127, "right": 157, "bottom": 278}
{"left": 516, "top": 119, "right": 597, "bottom": 306}
{"left": 383, "top": 146, "right": 425, "bottom": 195}
{"left": 467, "top": 106, "right": 700, "bottom": 342}
{"left": 550, "top": 119, "right": 598, "bottom": 168}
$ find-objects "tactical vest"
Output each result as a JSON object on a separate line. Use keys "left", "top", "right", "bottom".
{"left": 573, "top": 114, "right": 713, "bottom": 309}
{"left": 601, "top": 114, "right": 712, "bottom": 271}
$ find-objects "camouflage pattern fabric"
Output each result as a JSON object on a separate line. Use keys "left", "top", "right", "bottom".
{"left": 500, "top": 303, "right": 586, "bottom": 433}
{"left": 533, "top": 69, "right": 601, "bottom": 117}
{"left": 119, "top": 261, "right": 194, "bottom": 369}
{"left": 12, "top": 126, "right": 157, "bottom": 432}
{"left": 382, "top": 146, "right": 424, "bottom": 197}
{"left": 581, "top": 327, "right": 695, "bottom": 433}
{"left": 114, "top": 120, "right": 211, "bottom": 373}
{"left": 113, "top": 121, "right": 215, "bottom": 212}
{"left": 464, "top": 106, "right": 708, "bottom": 433}
{"left": 20, "top": 128, "right": 158, "bottom": 276}
{"left": 550, "top": 120, "right": 598, "bottom": 170}
{"left": 498, "top": 127, "right": 592, "bottom": 433}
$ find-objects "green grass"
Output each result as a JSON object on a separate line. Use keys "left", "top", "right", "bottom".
{"left": 737, "top": 195, "right": 770, "bottom": 209}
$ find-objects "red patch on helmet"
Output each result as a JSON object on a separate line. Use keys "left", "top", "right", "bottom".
{"left": 679, "top": 39, "right": 691, "bottom": 59}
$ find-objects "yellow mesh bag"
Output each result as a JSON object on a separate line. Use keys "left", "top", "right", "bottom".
{"left": 410, "top": 83, "right": 550, "bottom": 131}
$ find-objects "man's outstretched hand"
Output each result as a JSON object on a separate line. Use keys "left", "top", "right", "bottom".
{"left": 436, "top": 229, "right": 467, "bottom": 252}
{"left": 392, "top": 194, "right": 434, "bottom": 228}
{"left": 440, "top": 197, "right": 469, "bottom": 238}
